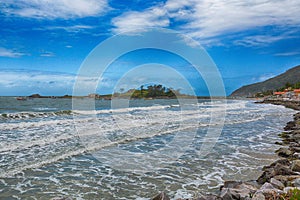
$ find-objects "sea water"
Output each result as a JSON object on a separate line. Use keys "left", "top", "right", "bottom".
{"left": 0, "top": 97, "right": 296, "bottom": 199}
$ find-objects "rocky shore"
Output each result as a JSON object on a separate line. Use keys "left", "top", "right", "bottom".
{"left": 152, "top": 99, "right": 300, "bottom": 200}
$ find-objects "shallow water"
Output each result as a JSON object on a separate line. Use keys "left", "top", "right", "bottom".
{"left": 0, "top": 97, "right": 296, "bottom": 199}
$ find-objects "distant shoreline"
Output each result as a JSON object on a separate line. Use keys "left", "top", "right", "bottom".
{"left": 5, "top": 93, "right": 229, "bottom": 100}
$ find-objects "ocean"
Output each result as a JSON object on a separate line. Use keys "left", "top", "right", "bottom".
{"left": 0, "top": 97, "right": 296, "bottom": 199}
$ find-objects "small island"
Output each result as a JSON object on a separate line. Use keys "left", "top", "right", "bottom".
{"left": 24, "top": 84, "right": 196, "bottom": 100}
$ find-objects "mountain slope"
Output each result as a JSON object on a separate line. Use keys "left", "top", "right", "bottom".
{"left": 230, "top": 65, "right": 300, "bottom": 97}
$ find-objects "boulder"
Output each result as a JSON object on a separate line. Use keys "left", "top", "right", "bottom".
{"left": 258, "top": 161, "right": 296, "bottom": 184}
{"left": 283, "top": 186, "right": 300, "bottom": 193}
{"left": 275, "top": 148, "right": 293, "bottom": 157}
{"left": 257, "top": 170, "right": 274, "bottom": 184}
{"left": 291, "top": 160, "right": 300, "bottom": 172}
{"left": 220, "top": 188, "right": 240, "bottom": 200}
{"left": 222, "top": 181, "right": 242, "bottom": 189}
{"left": 274, "top": 163, "right": 297, "bottom": 176}
{"left": 256, "top": 182, "right": 283, "bottom": 199}
{"left": 270, "top": 178, "right": 285, "bottom": 190}
{"left": 251, "top": 192, "right": 265, "bottom": 200}
{"left": 235, "top": 182, "right": 258, "bottom": 193}
{"left": 263, "top": 159, "right": 291, "bottom": 169}
{"left": 292, "top": 178, "right": 300, "bottom": 187}
{"left": 152, "top": 192, "right": 170, "bottom": 200}
{"left": 196, "top": 194, "right": 222, "bottom": 200}
{"left": 284, "top": 121, "right": 296, "bottom": 131}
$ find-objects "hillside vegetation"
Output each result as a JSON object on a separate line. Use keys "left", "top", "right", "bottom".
{"left": 230, "top": 65, "right": 300, "bottom": 97}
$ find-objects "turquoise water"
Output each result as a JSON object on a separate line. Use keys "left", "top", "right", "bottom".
{"left": 0, "top": 98, "right": 296, "bottom": 199}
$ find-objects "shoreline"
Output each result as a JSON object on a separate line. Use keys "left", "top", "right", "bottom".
{"left": 152, "top": 99, "right": 300, "bottom": 200}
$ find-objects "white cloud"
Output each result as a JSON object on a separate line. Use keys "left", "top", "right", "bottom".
{"left": 275, "top": 51, "right": 300, "bottom": 57}
{"left": 233, "top": 35, "right": 290, "bottom": 47}
{"left": 111, "top": 0, "right": 300, "bottom": 45}
{"left": 111, "top": 6, "right": 169, "bottom": 33}
{"left": 2, "top": 0, "right": 109, "bottom": 19}
{"left": 40, "top": 52, "right": 55, "bottom": 57}
{"left": 0, "top": 47, "right": 25, "bottom": 58}
{"left": 0, "top": 69, "right": 116, "bottom": 95}
{"left": 0, "top": 70, "right": 75, "bottom": 88}
{"left": 44, "top": 25, "right": 95, "bottom": 32}
{"left": 254, "top": 74, "right": 275, "bottom": 82}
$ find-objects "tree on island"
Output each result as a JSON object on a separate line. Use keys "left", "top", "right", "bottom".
{"left": 119, "top": 84, "right": 183, "bottom": 99}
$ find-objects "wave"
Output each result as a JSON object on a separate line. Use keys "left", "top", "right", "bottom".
{"left": 0, "top": 110, "right": 73, "bottom": 119}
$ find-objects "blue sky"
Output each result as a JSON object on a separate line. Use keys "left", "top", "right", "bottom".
{"left": 1, "top": 0, "right": 300, "bottom": 96}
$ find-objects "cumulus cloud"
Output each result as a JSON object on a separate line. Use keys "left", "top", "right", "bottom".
{"left": 0, "top": 47, "right": 25, "bottom": 58}
{"left": 111, "top": 0, "right": 300, "bottom": 45}
{"left": 2, "top": 0, "right": 109, "bottom": 19}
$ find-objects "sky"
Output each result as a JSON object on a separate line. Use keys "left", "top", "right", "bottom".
{"left": 1, "top": 0, "right": 300, "bottom": 96}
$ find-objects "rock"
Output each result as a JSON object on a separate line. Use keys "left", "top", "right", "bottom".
{"left": 290, "top": 147, "right": 300, "bottom": 153}
{"left": 260, "top": 182, "right": 276, "bottom": 190}
{"left": 257, "top": 170, "right": 274, "bottom": 184}
{"left": 275, "top": 141, "right": 283, "bottom": 145}
{"left": 264, "top": 159, "right": 291, "bottom": 169}
{"left": 222, "top": 181, "right": 242, "bottom": 189}
{"left": 220, "top": 182, "right": 257, "bottom": 199}
{"left": 220, "top": 188, "right": 240, "bottom": 200}
{"left": 196, "top": 194, "right": 222, "bottom": 200}
{"left": 273, "top": 175, "right": 300, "bottom": 185}
{"left": 274, "top": 163, "right": 297, "bottom": 176}
{"left": 270, "top": 178, "right": 285, "bottom": 190}
{"left": 28, "top": 93, "right": 41, "bottom": 98}
{"left": 283, "top": 186, "right": 300, "bottom": 193}
{"left": 285, "top": 121, "right": 296, "bottom": 131}
{"left": 291, "top": 160, "right": 300, "bottom": 172}
{"left": 152, "top": 192, "right": 170, "bottom": 200}
{"left": 292, "top": 178, "right": 300, "bottom": 187}
{"left": 275, "top": 148, "right": 293, "bottom": 157}
{"left": 257, "top": 162, "right": 295, "bottom": 184}
{"left": 256, "top": 182, "right": 283, "bottom": 199}
{"left": 251, "top": 192, "right": 265, "bottom": 200}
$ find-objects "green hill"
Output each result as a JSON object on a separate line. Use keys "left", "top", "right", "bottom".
{"left": 230, "top": 65, "right": 300, "bottom": 97}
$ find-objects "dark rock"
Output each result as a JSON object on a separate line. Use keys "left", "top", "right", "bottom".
{"left": 275, "top": 148, "right": 293, "bottom": 157}
{"left": 257, "top": 170, "right": 274, "bottom": 184}
{"left": 285, "top": 121, "right": 296, "bottom": 131}
{"left": 274, "top": 163, "right": 297, "bottom": 176}
{"left": 265, "top": 159, "right": 291, "bottom": 169}
{"left": 29, "top": 93, "right": 41, "bottom": 98}
{"left": 222, "top": 181, "right": 242, "bottom": 189}
{"left": 258, "top": 162, "right": 296, "bottom": 184}
{"left": 152, "top": 192, "right": 170, "bottom": 200}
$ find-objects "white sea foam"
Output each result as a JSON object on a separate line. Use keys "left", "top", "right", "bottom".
{"left": 0, "top": 100, "right": 297, "bottom": 199}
